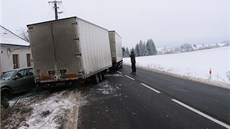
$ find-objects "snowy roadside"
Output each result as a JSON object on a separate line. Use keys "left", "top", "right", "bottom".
{"left": 130, "top": 64, "right": 230, "bottom": 89}
{"left": 1, "top": 88, "right": 84, "bottom": 129}
{"left": 1, "top": 75, "right": 122, "bottom": 129}
{"left": 123, "top": 46, "right": 230, "bottom": 89}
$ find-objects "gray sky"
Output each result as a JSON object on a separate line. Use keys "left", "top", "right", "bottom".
{"left": 1, "top": 0, "right": 229, "bottom": 48}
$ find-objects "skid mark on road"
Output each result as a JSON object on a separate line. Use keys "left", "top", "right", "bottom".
{"left": 171, "top": 99, "right": 230, "bottom": 129}
{"left": 140, "top": 83, "right": 161, "bottom": 94}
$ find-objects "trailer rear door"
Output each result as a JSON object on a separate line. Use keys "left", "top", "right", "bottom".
{"left": 52, "top": 18, "right": 82, "bottom": 80}
{"left": 28, "top": 17, "right": 82, "bottom": 83}
{"left": 28, "top": 22, "right": 56, "bottom": 82}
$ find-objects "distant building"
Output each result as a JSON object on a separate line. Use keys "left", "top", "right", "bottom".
{"left": 0, "top": 25, "right": 32, "bottom": 74}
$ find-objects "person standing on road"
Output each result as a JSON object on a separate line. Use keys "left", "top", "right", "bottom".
{"left": 130, "top": 51, "right": 136, "bottom": 74}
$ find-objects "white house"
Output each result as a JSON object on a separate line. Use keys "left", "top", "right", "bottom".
{"left": 0, "top": 25, "right": 32, "bottom": 74}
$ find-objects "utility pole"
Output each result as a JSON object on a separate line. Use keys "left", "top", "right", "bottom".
{"left": 48, "top": 0, "right": 62, "bottom": 20}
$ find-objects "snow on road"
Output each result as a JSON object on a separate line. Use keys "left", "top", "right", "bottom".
{"left": 123, "top": 46, "right": 230, "bottom": 88}
{"left": 97, "top": 80, "right": 121, "bottom": 95}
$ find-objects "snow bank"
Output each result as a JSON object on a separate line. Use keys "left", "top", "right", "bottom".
{"left": 123, "top": 46, "right": 230, "bottom": 88}
{"left": 17, "top": 90, "right": 81, "bottom": 129}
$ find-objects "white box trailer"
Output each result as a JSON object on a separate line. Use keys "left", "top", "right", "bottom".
{"left": 27, "top": 17, "right": 112, "bottom": 84}
{"left": 109, "top": 31, "right": 123, "bottom": 69}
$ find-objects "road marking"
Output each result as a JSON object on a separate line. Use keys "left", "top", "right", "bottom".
{"left": 125, "top": 75, "right": 135, "bottom": 80}
{"left": 140, "top": 83, "right": 161, "bottom": 93}
{"left": 171, "top": 99, "right": 230, "bottom": 129}
{"left": 117, "top": 71, "right": 122, "bottom": 74}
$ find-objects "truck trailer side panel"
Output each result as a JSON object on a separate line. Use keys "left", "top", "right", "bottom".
{"left": 76, "top": 18, "right": 112, "bottom": 77}
{"left": 109, "top": 31, "right": 122, "bottom": 68}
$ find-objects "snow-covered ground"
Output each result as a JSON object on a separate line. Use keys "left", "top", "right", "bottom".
{"left": 1, "top": 77, "right": 120, "bottom": 129}
{"left": 123, "top": 46, "right": 230, "bottom": 88}
{"left": 1, "top": 89, "right": 83, "bottom": 129}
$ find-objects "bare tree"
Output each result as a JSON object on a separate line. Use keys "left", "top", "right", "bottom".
{"left": 19, "top": 29, "right": 30, "bottom": 42}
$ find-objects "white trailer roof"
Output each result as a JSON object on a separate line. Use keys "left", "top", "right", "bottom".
{"left": 0, "top": 25, "right": 29, "bottom": 46}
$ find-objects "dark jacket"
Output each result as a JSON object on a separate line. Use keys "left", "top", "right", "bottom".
{"left": 130, "top": 52, "right": 136, "bottom": 63}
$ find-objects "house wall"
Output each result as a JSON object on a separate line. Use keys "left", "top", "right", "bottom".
{"left": 0, "top": 45, "right": 32, "bottom": 74}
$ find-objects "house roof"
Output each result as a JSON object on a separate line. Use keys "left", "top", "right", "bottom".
{"left": 0, "top": 25, "right": 29, "bottom": 46}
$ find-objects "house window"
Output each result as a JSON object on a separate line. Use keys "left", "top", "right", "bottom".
{"left": 26, "top": 54, "right": 31, "bottom": 67}
{"left": 13, "top": 54, "right": 19, "bottom": 69}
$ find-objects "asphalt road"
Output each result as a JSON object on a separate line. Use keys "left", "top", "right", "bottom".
{"left": 77, "top": 65, "right": 230, "bottom": 129}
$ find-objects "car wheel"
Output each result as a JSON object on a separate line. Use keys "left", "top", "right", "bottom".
{"left": 1, "top": 89, "right": 11, "bottom": 108}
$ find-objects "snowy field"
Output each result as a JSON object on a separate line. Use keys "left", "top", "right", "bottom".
{"left": 123, "top": 46, "right": 230, "bottom": 88}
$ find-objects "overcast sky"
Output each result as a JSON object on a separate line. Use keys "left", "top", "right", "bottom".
{"left": 1, "top": 0, "right": 229, "bottom": 48}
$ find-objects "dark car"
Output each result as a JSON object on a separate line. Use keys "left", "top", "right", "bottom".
{"left": 1, "top": 67, "right": 36, "bottom": 107}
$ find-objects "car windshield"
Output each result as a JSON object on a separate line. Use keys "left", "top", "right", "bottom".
{"left": 0, "top": 70, "right": 16, "bottom": 80}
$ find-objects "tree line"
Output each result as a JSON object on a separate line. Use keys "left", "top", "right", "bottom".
{"left": 122, "top": 39, "right": 157, "bottom": 57}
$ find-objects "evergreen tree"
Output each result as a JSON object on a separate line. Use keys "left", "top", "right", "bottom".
{"left": 143, "top": 42, "right": 149, "bottom": 56}
{"left": 146, "top": 39, "right": 157, "bottom": 55}
{"left": 132, "top": 47, "right": 138, "bottom": 56}
{"left": 180, "top": 43, "right": 193, "bottom": 52}
{"left": 129, "top": 39, "right": 158, "bottom": 57}
{"left": 138, "top": 41, "right": 143, "bottom": 56}
{"left": 122, "top": 47, "right": 126, "bottom": 57}
{"left": 138, "top": 40, "right": 144, "bottom": 56}
{"left": 130, "top": 48, "right": 136, "bottom": 56}
{"left": 125, "top": 47, "right": 130, "bottom": 57}
{"left": 137, "top": 40, "right": 149, "bottom": 56}
{"left": 135, "top": 43, "right": 140, "bottom": 56}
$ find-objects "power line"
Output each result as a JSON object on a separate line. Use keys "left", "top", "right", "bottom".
{"left": 48, "top": 0, "right": 63, "bottom": 20}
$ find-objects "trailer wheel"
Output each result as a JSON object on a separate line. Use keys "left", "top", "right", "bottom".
{"left": 117, "top": 64, "right": 119, "bottom": 70}
{"left": 80, "top": 79, "right": 85, "bottom": 86}
{"left": 99, "top": 72, "right": 103, "bottom": 82}
{"left": 119, "top": 61, "right": 123, "bottom": 69}
{"left": 101, "top": 72, "right": 105, "bottom": 81}
{"left": 94, "top": 74, "right": 100, "bottom": 84}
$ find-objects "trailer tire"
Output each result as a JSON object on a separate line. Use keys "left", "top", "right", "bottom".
{"left": 101, "top": 72, "right": 105, "bottom": 81}
{"left": 117, "top": 64, "right": 119, "bottom": 70}
{"left": 99, "top": 72, "right": 103, "bottom": 82}
{"left": 94, "top": 74, "right": 100, "bottom": 84}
